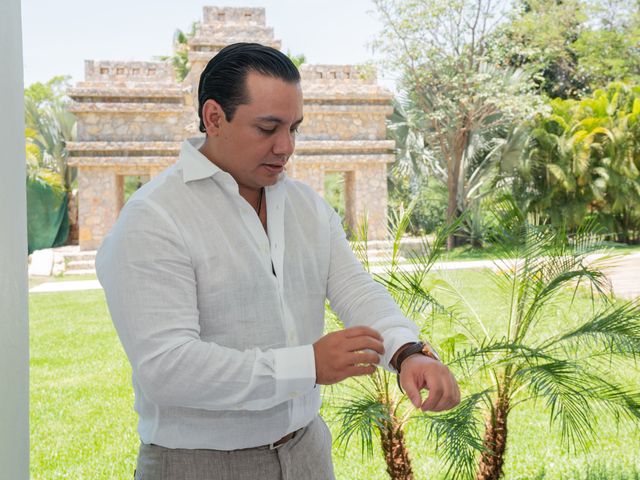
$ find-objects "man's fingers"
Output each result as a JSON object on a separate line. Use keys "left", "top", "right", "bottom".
{"left": 421, "top": 379, "right": 444, "bottom": 412}
{"left": 345, "top": 336, "right": 385, "bottom": 355}
{"left": 347, "top": 351, "right": 381, "bottom": 366}
{"left": 343, "top": 326, "right": 383, "bottom": 341}
{"left": 345, "top": 364, "right": 377, "bottom": 378}
{"left": 401, "top": 374, "right": 423, "bottom": 409}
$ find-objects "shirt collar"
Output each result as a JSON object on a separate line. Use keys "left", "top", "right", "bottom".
{"left": 179, "top": 137, "right": 222, "bottom": 183}
{"left": 178, "top": 136, "right": 288, "bottom": 186}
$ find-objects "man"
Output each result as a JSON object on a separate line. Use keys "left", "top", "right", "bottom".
{"left": 97, "top": 43, "right": 460, "bottom": 480}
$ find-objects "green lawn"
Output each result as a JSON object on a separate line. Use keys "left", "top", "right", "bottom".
{"left": 423, "top": 241, "right": 640, "bottom": 263}
{"left": 28, "top": 273, "right": 98, "bottom": 289}
{"left": 29, "top": 271, "right": 640, "bottom": 479}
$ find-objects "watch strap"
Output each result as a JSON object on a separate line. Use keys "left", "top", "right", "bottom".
{"left": 395, "top": 341, "right": 440, "bottom": 394}
{"left": 395, "top": 341, "right": 439, "bottom": 374}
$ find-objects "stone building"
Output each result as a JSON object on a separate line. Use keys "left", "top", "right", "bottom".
{"left": 67, "top": 6, "right": 394, "bottom": 251}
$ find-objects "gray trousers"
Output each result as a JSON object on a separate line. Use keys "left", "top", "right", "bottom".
{"left": 134, "top": 415, "right": 335, "bottom": 480}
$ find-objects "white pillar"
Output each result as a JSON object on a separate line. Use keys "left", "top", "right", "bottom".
{"left": 0, "top": 0, "right": 30, "bottom": 477}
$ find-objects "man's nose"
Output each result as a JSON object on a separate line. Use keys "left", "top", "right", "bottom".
{"left": 272, "top": 130, "right": 295, "bottom": 156}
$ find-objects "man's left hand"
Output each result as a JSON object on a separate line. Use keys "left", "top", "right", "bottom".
{"left": 399, "top": 355, "right": 460, "bottom": 412}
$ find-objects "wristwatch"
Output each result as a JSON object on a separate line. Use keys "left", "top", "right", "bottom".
{"left": 395, "top": 341, "right": 440, "bottom": 393}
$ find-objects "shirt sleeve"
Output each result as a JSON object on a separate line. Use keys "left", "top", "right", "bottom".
{"left": 96, "top": 199, "right": 316, "bottom": 412}
{"left": 324, "top": 204, "right": 421, "bottom": 371}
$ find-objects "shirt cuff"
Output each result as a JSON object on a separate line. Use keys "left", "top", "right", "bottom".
{"left": 273, "top": 345, "right": 317, "bottom": 400}
{"left": 381, "top": 326, "right": 421, "bottom": 373}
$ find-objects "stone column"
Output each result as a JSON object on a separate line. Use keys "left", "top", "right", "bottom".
{"left": 0, "top": 0, "right": 29, "bottom": 475}
{"left": 344, "top": 171, "right": 357, "bottom": 234}
{"left": 78, "top": 168, "right": 122, "bottom": 250}
{"left": 347, "top": 164, "right": 389, "bottom": 240}
{"left": 290, "top": 163, "right": 325, "bottom": 197}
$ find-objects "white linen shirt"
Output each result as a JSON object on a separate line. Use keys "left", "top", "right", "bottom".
{"left": 96, "top": 137, "right": 420, "bottom": 450}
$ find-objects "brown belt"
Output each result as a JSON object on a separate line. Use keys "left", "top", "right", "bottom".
{"left": 265, "top": 428, "right": 302, "bottom": 450}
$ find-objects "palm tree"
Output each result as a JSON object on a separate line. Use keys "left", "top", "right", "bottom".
{"left": 158, "top": 22, "right": 198, "bottom": 82}
{"left": 503, "top": 83, "right": 640, "bottom": 243}
{"left": 327, "top": 210, "right": 485, "bottom": 480}
{"left": 24, "top": 97, "right": 77, "bottom": 191}
{"left": 572, "top": 83, "right": 640, "bottom": 243}
{"left": 330, "top": 203, "right": 640, "bottom": 479}
{"left": 439, "top": 203, "right": 640, "bottom": 479}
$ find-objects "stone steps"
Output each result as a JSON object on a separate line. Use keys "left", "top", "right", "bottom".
{"left": 61, "top": 249, "right": 97, "bottom": 275}
{"left": 66, "top": 259, "right": 96, "bottom": 271}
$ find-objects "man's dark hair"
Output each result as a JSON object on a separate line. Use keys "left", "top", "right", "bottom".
{"left": 197, "top": 43, "right": 301, "bottom": 132}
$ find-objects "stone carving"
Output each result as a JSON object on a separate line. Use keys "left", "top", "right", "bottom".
{"left": 67, "top": 6, "right": 394, "bottom": 250}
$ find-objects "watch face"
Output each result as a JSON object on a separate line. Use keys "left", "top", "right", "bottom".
{"left": 421, "top": 343, "right": 439, "bottom": 361}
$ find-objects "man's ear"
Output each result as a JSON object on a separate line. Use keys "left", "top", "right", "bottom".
{"left": 201, "top": 99, "right": 226, "bottom": 136}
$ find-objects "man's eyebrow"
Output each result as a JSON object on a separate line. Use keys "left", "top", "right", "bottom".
{"left": 256, "top": 115, "right": 304, "bottom": 125}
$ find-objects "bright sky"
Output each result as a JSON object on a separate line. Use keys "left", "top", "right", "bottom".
{"left": 21, "top": 0, "right": 390, "bottom": 88}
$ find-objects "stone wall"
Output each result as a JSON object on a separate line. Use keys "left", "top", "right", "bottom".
{"left": 67, "top": 6, "right": 394, "bottom": 250}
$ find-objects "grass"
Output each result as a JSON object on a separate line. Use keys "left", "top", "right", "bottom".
{"left": 29, "top": 273, "right": 98, "bottom": 289}
{"left": 29, "top": 271, "right": 640, "bottom": 479}
{"left": 435, "top": 241, "right": 640, "bottom": 263}
{"left": 30, "top": 290, "right": 137, "bottom": 479}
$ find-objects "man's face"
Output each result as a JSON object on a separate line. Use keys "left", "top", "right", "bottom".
{"left": 213, "top": 71, "right": 303, "bottom": 191}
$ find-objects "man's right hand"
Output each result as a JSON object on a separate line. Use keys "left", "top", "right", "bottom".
{"left": 312, "top": 326, "right": 385, "bottom": 385}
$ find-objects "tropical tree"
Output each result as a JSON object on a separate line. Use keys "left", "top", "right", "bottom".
{"left": 500, "top": 83, "right": 640, "bottom": 242}
{"left": 373, "top": 0, "right": 539, "bottom": 249}
{"left": 572, "top": 83, "right": 640, "bottom": 243}
{"left": 329, "top": 204, "right": 640, "bottom": 479}
{"left": 159, "top": 22, "right": 198, "bottom": 82}
{"left": 388, "top": 84, "right": 534, "bottom": 247}
{"left": 327, "top": 210, "right": 485, "bottom": 480}
{"left": 488, "top": 0, "right": 640, "bottom": 97}
{"left": 500, "top": 102, "right": 600, "bottom": 230}
{"left": 24, "top": 76, "right": 77, "bottom": 192}
{"left": 24, "top": 96, "right": 77, "bottom": 192}
{"left": 487, "top": 0, "right": 589, "bottom": 99}
{"left": 440, "top": 205, "right": 640, "bottom": 479}
{"left": 386, "top": 97, "right": 447, "bottom": 236}
{"left": 25, "top": 127, "right": 43, "bottom": 177}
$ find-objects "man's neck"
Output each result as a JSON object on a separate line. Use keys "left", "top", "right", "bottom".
{"left": 239, "top": 186, "right": 263, "bottom": 212}
{"left": 198, "top": 139, "right": 260, "bottom": 206}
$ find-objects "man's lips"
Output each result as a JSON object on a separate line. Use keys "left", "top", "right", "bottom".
{"left": 262, "top": 161, "right": 287, "bottom": 172}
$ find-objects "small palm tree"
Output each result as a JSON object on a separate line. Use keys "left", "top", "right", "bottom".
{"left": 326, "top": 209, "right": 485, "bottom": 480}
{"left": 438, "top": 202, "right": 640, "bottom": 479}
{"left": 329, "top": 202, "right": 640, "bottom": 479}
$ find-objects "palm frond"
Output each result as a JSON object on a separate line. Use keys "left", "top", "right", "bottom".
{"left": 517, "top": 359, "right": 596, "bottom": 450}
{"left": 448, "top": 337, "right": 559, "bottom": 383}
{"left": 517, "top": 358, "right": 640, "bottom": 451}
{"left": 372, "top": 217, "right": 455, "bottom": 319}
{"left": 544, "top": 301, "right": 640, "bottom": 356}
{"left": 414, "top": 390, "right": 489, "bottom": 480}
{"left": 334, "top": 392, "right": 390, "bottom": 458}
